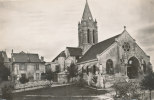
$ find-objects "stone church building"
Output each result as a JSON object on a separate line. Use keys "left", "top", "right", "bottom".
{"left": 52, "top": 1, "right": 152, "bottom": 86}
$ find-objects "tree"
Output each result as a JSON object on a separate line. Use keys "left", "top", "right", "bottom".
{"left": 140, "top": 72, "right": 154, "bottom": 100}
{"left": 19, "top": 75, "right": 29, "bottom": 91}
{"left": 0, "top": 53, "right": 10, "bottom": 82}
{"left": 113, "top": 79, "right": 141, "bottom": 99}
{"left": 19, "top": 75, "right": 29, "bottom": 84}
{"left": 146, "top": 62, "right": 153, "bottom": 73}
{"left": 46, "top": 70, "right": 54, "bottom": 86}
{"left": 55, "top": 64, "right": 60, "bottom": 73}
{"left": 1, "top": 84, "right": 13, "bottom": 100}
{"left": 113, "top": 81, "right": 130, "bottom": 98}
{"left": 67, "top": 63, "right": 78, "bottom": 82}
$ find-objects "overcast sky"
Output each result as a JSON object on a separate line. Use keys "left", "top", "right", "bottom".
{"left": 0, "top": 0, "right": 154, "bottom": 68}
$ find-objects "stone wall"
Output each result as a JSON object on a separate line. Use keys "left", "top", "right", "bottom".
{"left": 77, "top": 31, "right": 151, "bottom": 88}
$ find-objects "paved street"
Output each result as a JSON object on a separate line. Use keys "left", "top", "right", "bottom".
{"left": 12, "top": 85, "right": 112, "bottom": 100}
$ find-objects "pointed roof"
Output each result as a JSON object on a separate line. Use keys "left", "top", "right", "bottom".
{"left": 52, "top": 51, "right": 66, "bottom": 62}
{"left": 82, "top": 0, "right": 93, "bottom": 21}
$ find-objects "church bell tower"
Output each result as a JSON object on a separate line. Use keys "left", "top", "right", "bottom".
{"left": 78, "top": 0, "right": 98, "bottom": 53}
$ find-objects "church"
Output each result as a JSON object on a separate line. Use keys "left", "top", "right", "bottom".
{"left": 52, "top": 1, "right": 152, "bottom": 86}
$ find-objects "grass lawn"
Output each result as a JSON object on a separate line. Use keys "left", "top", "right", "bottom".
{"left": 12, "top": 85, "right": 108, "bottom": 100}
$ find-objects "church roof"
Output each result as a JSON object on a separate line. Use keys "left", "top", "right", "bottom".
{"left": 52, "top": 51, "right": 66, "bottom": 62}
{"left": 82, "top": 0, "right": 93, "bottom": 21}
{"left": 12, "top": 52, "right": 41, "bottom": 63}
{"left": 78, "top": 34, "right": 122, "bottom": 63}
{"left": 67, "top": 47, "right": 82, "bottom": 56}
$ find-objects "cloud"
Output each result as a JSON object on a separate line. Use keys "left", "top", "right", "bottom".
{"left": 138, "top": 24, "right": 154, "bottom": 34}
{"left": 146, "top": 48, "right": 154, "bottom": 52}
{"left": 0, "top": 0, "right": 154, "bottom": 65}
{"left": 136, "top": 24, "right": 154, "bottom": 47}
{"left": 139, "top": 0, "right": 154, "bottom": 23}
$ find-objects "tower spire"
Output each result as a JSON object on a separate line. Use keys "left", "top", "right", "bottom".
{"left": 82, "top": 0, "right": 93, "bottom": 21}
{"left": 78, "top": 0, "right": 98, "bottom": 52}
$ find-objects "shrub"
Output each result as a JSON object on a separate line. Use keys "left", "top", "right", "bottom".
{"left": 77, "top": 78, "right": 87, "bottom": 87}
{"left": 45, "top": 70, "right": 54, "bottom": 86}
{"left": 1, "top": 85, "right": 14, "bottom": 100}
{"left": 140, "top": 72, "right": 154, "bottom": 100}
{"left": 75, "top": 73, "right": 87, "bottom": 87}
{"left": 19, "top": 76, "right": 29, "bottom": 84}
{"left": 92, "top": 75, "right": 97, "bottom": 84}
{"left": 113, "top": 79, "right": 141, "bottom": 99}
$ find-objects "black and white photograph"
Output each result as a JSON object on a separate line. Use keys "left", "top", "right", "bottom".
{"left": 0, "top": 0, "right": 154, "bottom": 100}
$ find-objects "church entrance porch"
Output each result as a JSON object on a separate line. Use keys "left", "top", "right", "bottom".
{"left": 127, "top": 57, "right": 140, "bottom": 79}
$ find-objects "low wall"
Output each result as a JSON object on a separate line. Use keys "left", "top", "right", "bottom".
{"left": 13, "top": 80, "right": 51, "bottom": 92}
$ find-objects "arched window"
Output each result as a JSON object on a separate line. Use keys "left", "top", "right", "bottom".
{"left": 93, "top": 30, "right": 95, "bottom": 43}
{"left": 127, "top": 57, "right": 139, "bottom": 79}
{"left": 106, "top": 59, "right": 114, "bottom": 74}
{"left": 87, "top": 29, "right": 90, "bottom": 43}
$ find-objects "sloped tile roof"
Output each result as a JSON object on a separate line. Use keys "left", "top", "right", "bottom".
{"left": 12, "top": 52, "right": 41, "bottom": 63}
{"left": 52, "top": 51, "right": 66, "bottom": 62}
{"left": 78, "top": 34, "right": 121, "bottom": 63}
{"left": 67, "top": 47, "right": 82, "bottom": 56}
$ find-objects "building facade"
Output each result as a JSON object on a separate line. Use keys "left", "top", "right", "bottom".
{"left": 52, "top": 47, "right": 82, "bottom": 83}
{"left": 77, "top": 1, "right": 152, "bottom": 88}
{"left": 52, "top": 1, "right": 153, "bottom": 87}
{"left": 11, "top": 51, "right": 46, "bottom": 82}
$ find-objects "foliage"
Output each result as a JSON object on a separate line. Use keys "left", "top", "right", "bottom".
{"left": 92, "top": 75, "right": 97, "bottom": 84}
{"left": 140, "top": 72, "right": 154, "bottom": 100}
{"left": 55, "top": 64, "right": 60, "bottom": 73}
{"left": 146, "top": 62, "right": 153, "bottom": 73}
{"left": 129, "top": 81, "right": 141, "bottom": 99}
{"left": 113, "top": 81, "right": 130, "bottom": 97}
{"left": 113, "top": 79, "right": 141, "bottom": 99}
{"left": 46, "top": 70, "right": 53, "bottom": 81}
{"left": 1, "top": 84, "right": 14, "bottom": 100}
{"left": 67, "top": 63, "right": 78, "bottom": 79}
{"left": 45, "top": 70, "right": 54, "bottom": 86}
{"left": 0, "top": 66, "right": 10, "bottom": 81}
{"left": 0, "top": 54, "right": 10, "bottom": 82}
{"left": 41, "top": 73, "right": 46, "bottom": 80}
{"left": 0, "top": 53, "right": 4, "bottom": 65}
{"left": 140, "top": 72, "right": 154, "bottom": 90}
{"left": 75, "top": 76, "right": 87, "bottom": 87}
{"left": 19, "top": 76, "right": 29, "bottom": 84}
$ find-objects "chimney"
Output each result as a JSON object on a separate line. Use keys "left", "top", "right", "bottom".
{"left": 11, "top": 49, "right": 13, "bottom": 60}
{"left": 41, "top": 56, "right": 44, "bottom": 62}
{"left": 11, "top": 49, "right": 14, "bottom": 55}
